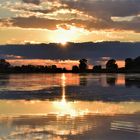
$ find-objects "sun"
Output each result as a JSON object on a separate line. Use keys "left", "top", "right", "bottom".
{"left": 59, "top": 40, "right": 68, "bottom": 46}
{"left": 57, "top": 37, "right": 69, "bottom": 46}
{"left": 51, "top": 28, "right": 72, "bottom": 45}
{"left": 50, "top": 27, "right": 81, "bottom": 45}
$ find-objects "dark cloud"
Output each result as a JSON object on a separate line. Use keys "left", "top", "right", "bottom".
{"left": 83, "top": 17, "right": 140, "bottom": 32}
{"left": 22, "top": 0, "right": 61, "bottom": 5}
{"left": 30, "top": 9, "right": 55, "bottom": 14}
{"left": 62, "top": 0, "right": 140, "bottom": 17}
{"left": 113, "top": 19, "right": 140, "bottom": 33}
{"left": 0, "top": 16, "right": 60, "bottom": 30}
{"left": 22, "top": 0, "right": 41, "bottom": 5}
{"left": 61, "top": 0, "right": 140, "bottom": 32}
{"left": 0, "top": 0, "right": 140, "bottom": 32}
{"left": 0, "top": 15, "right": 139, "bottom": 32}
{"left": 0, "top": 42, "right": 140, "bottom": 61}
{"left": 12, "top": 16, "right": 61, "bottom": 30}
{"left": 0, "top": 16, "right": 87, "bottom": 30}
{"left": 0, "top": 16, "right": 140, "bottom": 33}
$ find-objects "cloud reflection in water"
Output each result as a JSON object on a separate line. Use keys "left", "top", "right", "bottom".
{"left": 0, "top": 74, "right": 140, "bottom": 139}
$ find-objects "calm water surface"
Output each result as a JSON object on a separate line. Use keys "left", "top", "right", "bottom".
{"left": 0, "top": 73, "right": 140, "bottom": 140}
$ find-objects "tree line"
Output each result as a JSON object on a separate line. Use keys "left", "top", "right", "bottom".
{"left": 92, "top": 56, "right": 140, "bottom": 73}
{"left": 0, "top": 56, "right": 140, "bottom": 73}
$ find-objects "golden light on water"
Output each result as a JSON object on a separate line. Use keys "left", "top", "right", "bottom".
{"left": 51, "top": 74, "right": 135, "bottom": 117}
{"left": 54, "top": 74, "right": 80, "bottom": 117}
{"left": 53, "top": 73, "right": 89, "bottom": 117}
{"left": 0, "top": 74, "right": 140, "bottom": 117}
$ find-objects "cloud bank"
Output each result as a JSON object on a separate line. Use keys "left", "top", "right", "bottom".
{"left": 0, "top": 0, "right": 139, "bottom": 32}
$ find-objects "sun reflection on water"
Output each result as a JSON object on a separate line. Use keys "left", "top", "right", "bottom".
{"left": 0, "top": 74, "right": 140, "bottom": 117}
{"left": 53, "top": 73, "right": 89, "bottom": 117}
{"left": 0, "top": 74, "right": 140, "bottom": 139}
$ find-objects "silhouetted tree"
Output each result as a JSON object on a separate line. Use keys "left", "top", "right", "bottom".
{"left": 0, "top": 59, "right": 11, "bottom": 72}
{"left": 106, "top": 59, "right": 118, "bottom": 72}
{"left": 51, "top": 65, "right": 57, "bottom": 72}
{"left": 62, "top": 68, "right": 67, "bottom": 72}
{"left": 79, "top": 59, "right": 88, "bottom": 72}
{"left": 93, "top": 65, "right": 102, "bottom": 73}
{"left": 72, "top": 65, "right": 79, "bottom": 73}
{"left": 134, "top": 56, "right": 140, "bottom": 70}
{"left": 125, "top": 58, "right": 134, "bottom": 70}
{"left": 1, "top": 56, "right": 140, "bottom": 74}
{"left": 51, "top": 65, "right": 57, "bottom": 70}
{"left": 125, "top": 56, "right": 140, "bottom": 72}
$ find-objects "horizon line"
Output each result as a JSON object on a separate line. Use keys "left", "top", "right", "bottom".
{"left": 1, "top": 41, "right": 140, "bottom": 46}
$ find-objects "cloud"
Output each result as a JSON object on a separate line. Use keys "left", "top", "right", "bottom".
{"left": 0, "top": 16, "right": 88, "bottom": 30}
{"left": 0, "top": 0, "right": 140, "bottom": 32}
{"left": 60, "top": 0, "right": 140, "bottom": 32}
{"left": 22, "top": 0, "right": 41, "bottom": 5}
{"left": 0, "top": 42, "right": 140, "bottom": 61}
{"left": 0, "top": 54, "right": 23, "bottom": 59}
{"left": 0, "top": 15, "right": 139, "bottom": 33}
{"left": 62, "top": 0, "right": 140, "bottom": 17}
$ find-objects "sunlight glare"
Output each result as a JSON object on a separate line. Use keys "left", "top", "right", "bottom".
{"left": 53, "top": 73, "right": 89, "bottom": 117}
{"left": 51, "top": 27, "right": 82, "bottom": 45}
{"left": 61, "top": 41, "right": 67, "bottom": 46}
{"left": 57, "top": 38, "right": 68, "bottom": 46}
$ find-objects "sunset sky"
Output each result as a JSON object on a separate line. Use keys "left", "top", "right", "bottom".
{"left": 0, "top": 0, "right": 140, "bottom": 44}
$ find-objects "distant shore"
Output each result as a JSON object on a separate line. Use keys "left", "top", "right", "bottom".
{"left": 0, "top": 56, "right": 140, "bottom": 74}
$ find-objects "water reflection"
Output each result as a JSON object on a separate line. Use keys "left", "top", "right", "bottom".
{"left": 0, "top": 74, "right": 140, "bottom": 139}
{"left": 0, "top": 111, "right": 140, "bottom": 140}
{"left": 106, "top": 75, "right": 116, "bottom": 86}
{"left": 0, "top": 75, "right": 140, "bottom": 117}
{"left": 0, "top": 74, "right": 140, "bottom": 101}
{"left": 111, "top": 120, "right": 140, "bottom": 133}
{"left": 80, "top": 74, "right": 88, "bottom": 86}
{"left": 125, "top": 75, "right": 140, "bottom": 88}
{"left": 52, "top": 73, "right": 78, "bottom": 117}
{"left": 0, "top": 73, "right": 80, "bottom": 91}
{"left": 0, "top": 73, "right": 139, "bottom": 91}
{"left": 49, "top": 73, "right": 89, "bottom": 117}
{"left": 0, "top": 74, "right": 10, "bottom": 86}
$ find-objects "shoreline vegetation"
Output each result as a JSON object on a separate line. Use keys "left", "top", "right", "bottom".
{"left": 0, "top": 56, "right": 140, "bottom": 74}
